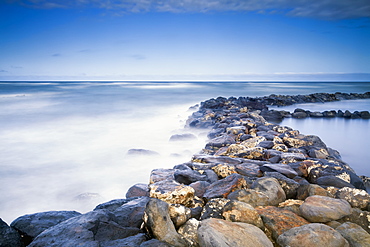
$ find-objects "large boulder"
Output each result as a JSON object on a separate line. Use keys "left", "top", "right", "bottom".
{"left": 251, "top": 177, "right": 286, "bottom": 206}
{"left": 222, "top": 201, "right": 264, "bottom": 229}
{"left": 126, "top": 183, "right": 150, "bottom": 198}
{"left": 10, "top": 211, "right": 81, "bottom": 245}
{"left": 335, "top": 222, "right": 370, "bottom": 247}
{"left": 277, "top": 223, "right": 349, "bottom": 247}
{"left": 28, "top": 210, "right": 141, "bottom": 247}
{"left": 113, "top": 196, "right": 150, "bottom": 228}
{"left": 197, "top": 218, "right": 273, "bottom": 247}
{"left": 0, "top": 218, "right": 22, "bottom": 247}
{"left": 264, "top": 172, "right": 300, "bottom": 199}
{"left": 227, "top": 189, "right": 269, "bottom": 207}
{"left": 300, "top": 195, "right": 352, "bottom": 223}
{"left": 143, "top": 198, "right": 187, "bottom": 247}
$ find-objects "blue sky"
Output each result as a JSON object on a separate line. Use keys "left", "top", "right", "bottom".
{"left": 0, "top": 0, "right": 369, "bottom": 81}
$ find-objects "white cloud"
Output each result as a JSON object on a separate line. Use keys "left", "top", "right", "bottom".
{"left": 10, "top": 0, "right": 370, "bottom": 19}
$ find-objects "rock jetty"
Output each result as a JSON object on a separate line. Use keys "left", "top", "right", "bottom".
{"left": 2, "top": 92, "right": 370, "bottom": 247}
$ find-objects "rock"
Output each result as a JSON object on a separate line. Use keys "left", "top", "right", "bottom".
{"left": 170, "top": 133, "right": 197, "bottom": 141}
{"left": 203, "top": 173, "right": 247, "bottom": 200}
{"left": 278, "top": 199, "right": 304, "bottom": 215}
{"left": 360, "top": 111, "right": 370, "bottom": 119}
{"left": 336, "top": 222, "right": 370, "bottom": 247}
{"left": 197, "top": 218, "right": 273, "bottom": 247}
{"left": 237, "top": 147, "right": 265, "bottom": 160}
{"left": 0, "top": 218, "right": 22, "bottom": 247}
{"left": 260, "top": 109, "right": 284, "bottom": 122}
{"left": 140, "top": 239, "right": 173, "bottom": 247}
{"left": 292, "top": 111, "right": 308, "bottom": 118}
{"left": 113, "top": 196, "right": 150, "bottom": 228}
{"left": 264, "top": 172, "right": 300, "bottom": 199}
{"left": 189, "top": 181, "right": 210, "bottom": 198}
{"left": 235, "top": 162, "right": 262, "bottom": 177}
{"left": 10, "top": 211, "right": 81, "bottom": 245}
{"left": 300, "top": 195, "right": 352, "bottom": 223}
{"left": 251, "top": 177, "right": 286, "bottom": 206}
{"left": 296, "top": 184, "right": 332, "bottom": 200}
{"left": 169, "top": 204, "right": 192, "bottom": 228}
{"left": 256, "top": 206, "right": 309, "bottom": 241}
{"left": 178, "top": 218, "right": 200, "bottom": 247}
{"left": 143, "top": 198, "right": 187, "bottom": 247}
{"left": 308, "top": 148, "right": 330, "bottom": 159}
{"left": 260, "top": 163, "right": 298, "bottom": 179}
{"left": 211, "top": 164, "right": 237, "bottom": 178}
{"left": 310, "top": 111, "right": 324, "bottom": 117}
{"left": 257, "top": 140, "right": 274, "bottom": 149}
{"left": 100, "top": 233, "right": 147, "bottom": 247}
{"left": 174, "top": 169, "right": 207, "bottom": 185}
{"left": 337, "top": 208, "right": 370, "bottom": 234}
{"left": 227, "top": 189, "right": 269, "bottom": 207}
{"left": 205, "top": 135, "right": 236, "bottom": 150}
{"left": 28, "top": 210, "right": 141, "bottom": 247}
{"left": 200, "top": 198, "right": 230, "bottom": 220}
{"left": 126, "top": 183, "right": 150, "bottom": 198}
{"left": 277, "top": 223, "right": 349, "bottom": 247}
{"left": 149, "top": 169, "right": 175, "bottom": 184}
{"left": 149, "top": 180, "right": 195, "bottom": 206}
{"left": 127, "top": 148, "right": 159, "bottom": 156}
{"left": 94, "top": 198, "right": 136, "bottom": 211}
{"left": 336, "top": 187, "right": 370, "bottom": 209}
{"left": 317, "top": 175, "right": 355, "bottom": 189}
{"left": 222, "top": 201, "right": 264, "bottom": 229}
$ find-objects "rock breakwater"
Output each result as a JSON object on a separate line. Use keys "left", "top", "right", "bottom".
{"left": 2, "top": 92, "right": 370, "bottom": 247}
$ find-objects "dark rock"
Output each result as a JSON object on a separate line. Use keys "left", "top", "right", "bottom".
{"left": 189, "top": 181, "right": 210, "bottom": 198}
{"left": 308, "top": 147, "right": 329, "bottom": 159}
{"left": 94, "top": 198, "right": 136, "bottom": 211}
{"left": 256, "top": 206, "right": 309, "bottom": 241}
{"left": 251, "top": 177, "right": 286, "bottom": 206}
{"left": 277, "top": 223, "right": 349, "bottom": 247}
{"left": 197, "top": 218, "right": 273, "bottom": 247}
{"left": 264, "top": 172, "right": 300, "bottom": 199}
{"left": 323, "top": 110, "right": 337, "bottom": 117}
{"left": 260, "top": 163, "right": 298, "bottom": 179}
{"left": 310, "top": 111, "right": 324, "bottom": 117}
{"left": 260, "top": 109, "right": 284, "bottom": 123}
{"left": 343, "top": 110, "right": 352, "bottom": 118}
{"left": 203, "top": 173, "right": 247, "bottom": 200}
{"left": 174, "top": 169, "right": 207, "bottom": 185}
{"left": 317, "top": 175, "right": 355, "bottom": 189}
{"left": 169, "top": 133, "right": 197, "bottom": 141}
{"left": 360, "top": 111, "right": 370, "bottom": 119}
{"left": 127, "top": 149, "right": 159, "bottom": 156}
{"left": 140, "top": 239, "right": 173, "bottom": 247}
{"left": 113, "top": 196, "right": 150, "bottom": 228}
{"left": 126, "top": 183, "right": 150, "bottom": 198}
{"left": 28, "top": 210, "right": 141, "bottom": 247}
{"left": 100, "top": 233, "right": 147, "bottom": 247}
{"left": 0, "top": 218, "right": 22, "bottom": 247}
{"left": 337, "top": 208, "right": 370, "bottom": 234}
{"left": 205, "top": 134, "right": 236, "bottom": 150}
{"left": 296, "top": 184, "right": 332, "bottom": 200}
{"left": 200, "top": 198, "right": 230, "bottom": 220}
{"left": 292, "top": 111, "right": 308, "bottom": 118}
{"left": 300, "top": 195, "right": 352, "bottom": 223}
{"left": 235, "top": 162, "right": 262, "bottom": 177}
{"left": 336, "top": 222, "right": 370, "bottom": 247}
{"left": 257, "top": 140, "right": 274, "bottom": 149}
{"left": 143, "top": 198, "right": 187, "bottom": 247}
{"left": 177, "top": 218, "right": 200, "bottom": 247}
{"left": 11, "top": 211, "right": 81, "bottom": 245}
{"left": 149, "top": 168, "right": 175, "bottom": 184}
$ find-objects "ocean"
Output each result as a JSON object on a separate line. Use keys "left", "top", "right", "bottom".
{"left": 1, "top": 81, "right": 370, "bottom": 223}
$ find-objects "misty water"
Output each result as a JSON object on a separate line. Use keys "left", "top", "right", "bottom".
{"left": 1, "top": 81, "right": 370, "bottom": 224}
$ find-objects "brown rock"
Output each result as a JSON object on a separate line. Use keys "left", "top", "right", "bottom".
{"left": 227, "top": 189, "right": 269, "bottom": 207}
{"left": 337, "top": 208, "right": 370, "bottom": 234}
{"left": 211, "top": 164, "right": 236, "bottom": 178}
{"left": 251, "top": 177, "right": 286, "bottom": 206}
{"left": 169, "top": 204, "right": 191, "bottom": 228}
{"left": 149, "top": 180, "right": 195, "bottom": 206}
{"left": 278, "top": 199, "right": 304, "bottom": 215}
{"left": 296, "top": 184, "right": 332, "bottom": 200}
{"left": 336, "top": 222, "right": 370, "bottom": 247}
{"left": 222, "top": 201, "right": 264, "bottom": 229}
{"left": 203, "top": 173, "right": 246, "bottom": 200}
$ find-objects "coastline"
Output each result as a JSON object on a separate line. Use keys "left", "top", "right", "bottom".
{"left": 2, "top": 92, "right": 370, "bottom": 246}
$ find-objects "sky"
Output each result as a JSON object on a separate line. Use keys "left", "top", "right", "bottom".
{"left": 0, "top": 0, "right": 370, "bottom": 81}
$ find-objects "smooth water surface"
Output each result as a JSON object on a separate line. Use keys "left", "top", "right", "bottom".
{"left": 0, "top": 81, "right": 369, "bottom": 223}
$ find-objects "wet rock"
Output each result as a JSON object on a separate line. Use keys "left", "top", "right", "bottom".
{"left": 169, "top": 204, "right": 192, "bottom": 228}
{"left": 235, "top": 162, "right": 262, "bottom": 177}
{"left": 126, "top": 183, "right": 150, "bottom": 198}
{"left": 170, "top": 133, "right": 197, "bottom": 141}
{"left": 256, "top": 206, "right": 309, "bottom": 241}
{"left": 174, "top": 169, "right": 207, "bottom": 185}
{"left": 260, "top": 109, "right": 284, "bottom": 122}
{"left": 264, "top": 172, "right": 300, "bottom": 199}
{"left": 360, "top": 111, "right": 370, "bottom": 119}
{"left": 300, "top": 195, "right": 352, "bottom": 223}
{"left": 149, "top": 180, "right": 195, "bottom": 206}
{"left": 336, "top": 222, "right": 370, "bottom": 247}
{"left": 127, "top": 148, "right": 159, "bottom": 156}
{"left": 10, "top": 211, "right": 81, "bottom": 245}
{"left": 143, "top": 198, "right": 187, "bottom": 247}
{"left": 336, "top": 187, "right": 370, "bottom": 209}
{"left": 0, "top": 218, "right": 22, "bottom": 247}
{"left": 251, "top": 177, "right": 286, "bottom": 206}
{"left": 178, "top": 218, "right": 200, "bottom": 247}
{"left": 277, "top": 223, "right": 349, "bottom": 247}
{"left": 292, "top": 111, "right": 308, "bottom": 118}
{"left": 149, "top": 168, "right": 175, "bottom": 184}
{"left": 317, "top": 175, "right": 355, "bottom": 189}
{"left": 227, "top": 189, "right": 269, "bottom": 207}
{"left": 222, "top": 200, "right": 263, "bottom": 228}
{"left": 203, "top": 173, "right": 247, "bottom": 200}
{"left": 197, "top": 218, "right": 273, "bottom": 247}
{"left": 28, "top": 210, "right": 141, "bottom": 247}
{"left": 260, "top": 163, "right": 298, "bottom": 179}
{"left": 189, "top": 181, "right": 210, "bottom": 198}
{"left": 310, "top": 111, "right": 324, "bottom": 117}
{"left": 113, "top": 196, "right": 150, "bottom": 228}
{"left": 200, "top": 198, "right": 230, "bottom": 220}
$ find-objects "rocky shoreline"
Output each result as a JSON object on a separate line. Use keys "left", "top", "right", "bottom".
{"left": 2, "top": 92, "right": 370, "bottom": 246}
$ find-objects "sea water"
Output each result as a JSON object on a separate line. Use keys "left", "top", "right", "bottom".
{"left": 0, "top": 81, "right": 369, "bottom": 223}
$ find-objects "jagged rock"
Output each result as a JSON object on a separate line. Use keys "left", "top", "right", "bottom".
{"left": 251, "top": 177, "right": 286, "bottom": 206}
{"left": 296, "top": 184, "right": 332, "bottom": 200}
{"left": 300, "top": 195, "right": 352, "bottom": 223}
{"left": 205, "top": 135, "right": 236, "bottom": 150}
{"left": 336, "top": 187, "right": 370, "bottom": 209}
{"left": 113, "top": 196, "right": 150, "bottom": 228}
{"left": 260, "top": 163, "right": 298, "bottom": 179}
{"left": 28, "top": 210, "right": 141, "bottom": 247}
{"left": 264, "top": 172, "right": 300, "bottom": 199}
{"left": 149, "top": 180, "right": 195, "bottom": 206}
{"left": 149, "top": 169, "right": 175, "bottom": 184}
{"left": 336, "top": 222, "right": 370, "bottom": 247}
{"left": 222, "top": 201, "right": 264, "bottom": 229}
{"left": 178, "top": 218, "right": 200, "bottom": 247}
{"left": 203, "top": 173, "right": 247, "bottom": 200}
{"left": 94, "top": 198, "right": 136, "bottom": 211}
{"left": 277, "top": 223, "right": 349, "bottom": 247}
{"left": 211, "top": 164, "right": 237, "bottom": 178}
{"left": 337, "top": 208, "right": 370, "bottom": 234}
{"left": 170, "top": 133, "right": 197, "bottom": 141}
{"left": 169, "top": 204, "right": 192, "bottom": 228}
{"left": 100, "top": 233, "right": 147, "bottom": 247}
{"left": 126, "top": 183, "right": 150, "bottom": 198}
{"left": 10, "top": 211, "right": 81, "bottom": 246}
{"left": 317, "top": 175, "right": 355, "bottom": 189}
{"left": 174, "top": 169, "right": 207, "bottom": 185}
{"left": 197, "top": 218, "right": 273, "bottom": 247}
{"left": 189, "top": 181, "right": 210, "bottom": 198}
{"left": 235, "top": 162, "right": 262, "bottom": 177}
{"left": 143, "top": 198, "right": 187, "bottom": 247}
{"left": 227, "top": 189, "right": 269, "bottom": 207}
{"left": 0, "top": 218, "right": 22, "bottom": 247}
{"left": 256, "top": 206, "right": 309, "bottom": 241}
{"left": 200, "top": 198, "right": 230, "bottom": 220}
